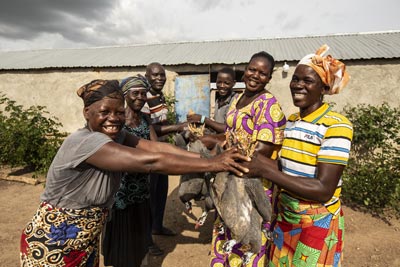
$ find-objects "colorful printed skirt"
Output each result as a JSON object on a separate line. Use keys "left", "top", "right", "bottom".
{"left": 209, "top": 185, "right": 273, "bottom": 267}
{"left": 269, "top": 193, "right": 344, "bottom": 267}
{"left": 20, "top": 202, "right": 108, "bottom": 267}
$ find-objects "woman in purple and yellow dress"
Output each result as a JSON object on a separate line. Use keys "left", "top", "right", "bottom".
{"left": 244, "top": 45, "right": 352, "bottom": 267}
{"left": 210, "top": 51, "right": 286, "bottom": 267}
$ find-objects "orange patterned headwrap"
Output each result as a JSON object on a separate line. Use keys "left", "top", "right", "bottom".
{"left": 298, "top": 44, "right": 350, "bottom": 95}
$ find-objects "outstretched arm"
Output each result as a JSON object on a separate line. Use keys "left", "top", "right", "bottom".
{"left": 85, "top": 141, "right": 250, "bottom": 176}
{"left": 198, "top": 133, "right": 226, "bottom": 150}
{"left": 187, "top": 113, "right": 226, "bottom": 133}
{"left": 134, "top": 136, "right": 199, "bottom": 158}
{"left": 122, "top": 132, "right": 198, "bottom": 158}
{"left": 152, "top": 123, "right": 186, "bottom": 136}
{"left": 254, "top": 141, "right": 280, "bottom": 158}
{"left": 243, "top": 153, "right": 344, "bottom": 202}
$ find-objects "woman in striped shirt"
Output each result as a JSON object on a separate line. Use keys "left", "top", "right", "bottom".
{"left": 244, "top": 45, "right": 352, "bottom": 267}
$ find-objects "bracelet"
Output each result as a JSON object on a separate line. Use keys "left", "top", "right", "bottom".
{"left": 200, "top": 115, "right": 206, "bottom": 124}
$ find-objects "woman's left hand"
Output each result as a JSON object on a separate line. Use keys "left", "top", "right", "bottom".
{"left": 176, "top": 122, "right": 188, "bottom": 132}
{"left": 187, "top": 113, "right": 202, "bottom": 123}
{"left": 211, "top": 147, "right": 250, "bottom": 176}
{"left": 241, "top": 151, "right": 279, "bottom": 178}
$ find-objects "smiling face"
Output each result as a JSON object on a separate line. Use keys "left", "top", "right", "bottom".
{"left": 146, "top": 63, "right": 166, "bottom": 93}
{"left": 216, "top": 72, "right": 235, "bottom": 97}
{"left": 84, "top": 97, "right": 126, "bottom": 140}
{"left": 290, "top": 64, "right": 328, "bottom": 117}
{"left": 125, "top": 88, "right": 147, "bottom": 112}
{"left": 243, "top": 56, "right": 272, "bottom": 94}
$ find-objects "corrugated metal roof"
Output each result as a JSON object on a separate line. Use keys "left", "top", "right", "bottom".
{"left": 1, "top": 31, "right": 400, "bottom": 70}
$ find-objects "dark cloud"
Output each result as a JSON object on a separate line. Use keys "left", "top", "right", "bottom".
{"left": 0, "top": 0, "right": 398, "bottom": 51}
{"left": 0, "top": 0, "right": 115, "bottom": 42}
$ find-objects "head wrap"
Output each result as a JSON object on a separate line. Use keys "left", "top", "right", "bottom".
{"left": 298, "top": 44, "right": 350, "bottom": 95}
{"left": 77, "top": 79, "right": 122, "bottom": 107}
{"left": 120, "top": 74, "right": 151, "bottom": 96}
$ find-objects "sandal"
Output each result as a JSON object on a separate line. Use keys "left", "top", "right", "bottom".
{"left": 148, "top": 244, "right": 164, "bottom": 256}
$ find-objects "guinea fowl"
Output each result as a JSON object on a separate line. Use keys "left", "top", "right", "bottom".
{"left": 177, "top": 122, "right": 214, "bottom": 228}
{"left": 209, "top": 131, "right": 272, "bottom": 263}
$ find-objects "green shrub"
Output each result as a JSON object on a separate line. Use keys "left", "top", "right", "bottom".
{"left": 164, "top": 94, "right": 178, "bottom": 144}
{"left": 0, "top": 93, "right": 67, "bottom": 177}
{"left": 341, "top": 103, "right": 400, "bottom": 216}
{"left": 164, "top": 94, "right": 178, "bottom": 124}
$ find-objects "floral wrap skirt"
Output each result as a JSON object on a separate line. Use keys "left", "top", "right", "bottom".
{"left": 20, "top": 202, "right": 108, "bottom": 267}
{"left": 269, "top": 193, "right": 344, "bottom": 267}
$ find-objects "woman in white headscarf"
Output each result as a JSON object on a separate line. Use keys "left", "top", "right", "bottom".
{"left": 244, "top": 45, "right": 352, "bottom": 266}
{"left": 102, "top": 75, "right": 159, "bottom": 267}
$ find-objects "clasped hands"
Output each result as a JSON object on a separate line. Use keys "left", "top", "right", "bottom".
{"left": 210, "top": 146, "right": 280, "bottom": 179}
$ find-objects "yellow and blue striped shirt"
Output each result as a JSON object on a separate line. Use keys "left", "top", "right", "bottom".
{"left": 280, "top": 103, "right": 353, "bottom": 214}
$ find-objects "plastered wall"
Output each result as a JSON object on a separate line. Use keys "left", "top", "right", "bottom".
{"left": 0, "top": 69, "right": 177, "bottom": 133}
{"left": 266, "top": 59, "right": 400, "bottom": 118}
{"left": 0, "top": 59, "right": 399, "bottom": 133}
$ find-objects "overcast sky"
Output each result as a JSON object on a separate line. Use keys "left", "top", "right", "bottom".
{"left": 0, "top": 0, "right": 399, "bottom": 52}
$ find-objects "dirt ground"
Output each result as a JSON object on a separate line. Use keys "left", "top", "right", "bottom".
{"left": 1, "top": 175, "right": 400, "bottom": 267}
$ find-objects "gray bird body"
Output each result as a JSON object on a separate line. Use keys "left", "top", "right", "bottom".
{"left": 210, "top": 170, "right": 272, "bottom": 253}
{"left": 178, "top": 139, "right": 214, "bottom": 222}
{"left": 177, "top": 134, "right": 272, "bottom": 253}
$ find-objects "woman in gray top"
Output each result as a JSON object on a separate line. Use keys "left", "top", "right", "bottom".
{"left": 20, "top": 79, "right": 249, "bottom": 267}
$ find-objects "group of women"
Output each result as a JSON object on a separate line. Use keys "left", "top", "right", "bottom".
{"left": 20, "top": 44, "right": 352, "bottom": 267}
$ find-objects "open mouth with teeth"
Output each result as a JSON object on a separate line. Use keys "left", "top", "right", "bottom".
{"left": 246, "top": 79, "right": 264, "bottom": 90}
{"left": 103, "top": 125, "right": 122, "bottom": 135}
{"left": 292, "top": 92, "right": 306, "bottom": 100}
{"left": 248, "top": 80, "right": 258, "bottom": 86}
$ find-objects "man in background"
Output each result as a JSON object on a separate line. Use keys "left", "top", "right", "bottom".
{"left": 143, "top": 62, "right": 185, "bottom": 255}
